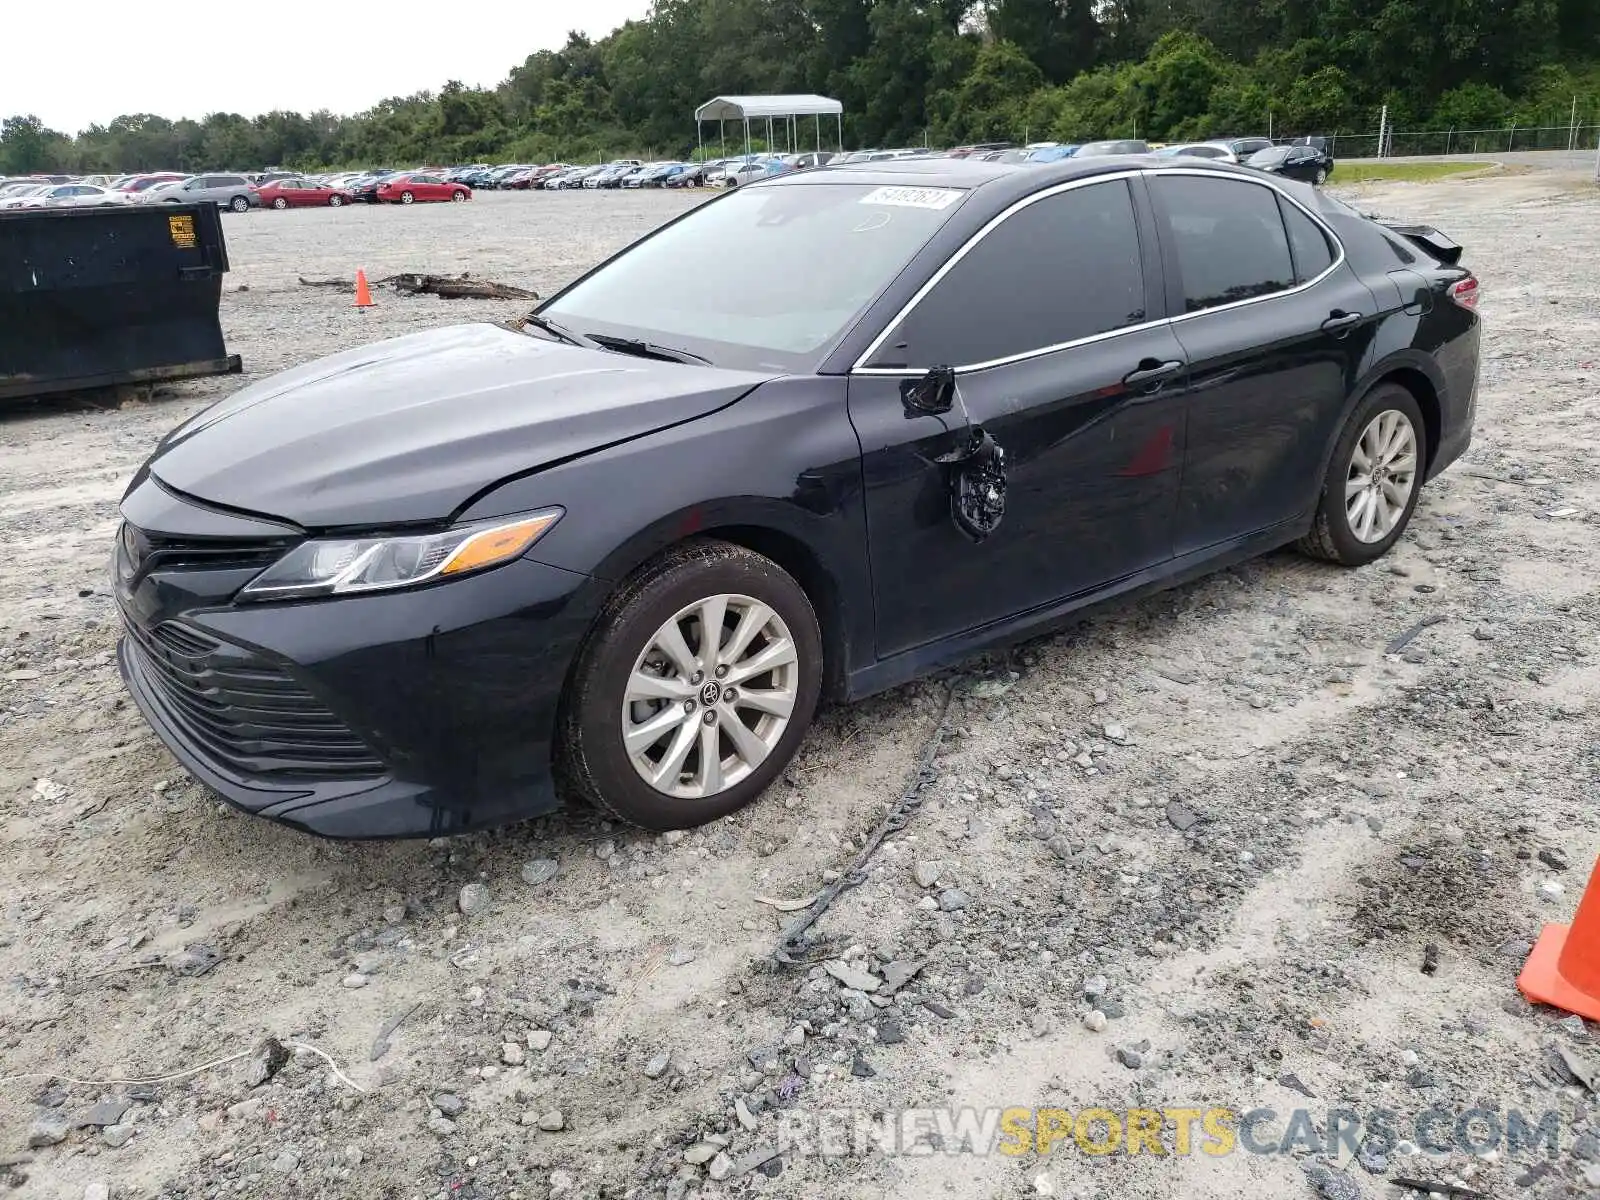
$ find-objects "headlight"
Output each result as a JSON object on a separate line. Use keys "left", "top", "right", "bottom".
{"left": 238, "top": 509, "right": 562, "bottom": 601}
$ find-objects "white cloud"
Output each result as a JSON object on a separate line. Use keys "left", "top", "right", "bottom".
{"left": 2, "top": 0, "right": 651, "bottom": 134}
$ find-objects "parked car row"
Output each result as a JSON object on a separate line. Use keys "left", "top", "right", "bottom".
{"left": 1, "top": 133, "right": 1333, "bottom": 219}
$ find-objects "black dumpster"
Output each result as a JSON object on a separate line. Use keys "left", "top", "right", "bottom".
{"left": 0, "top": 202, "right": 242, "bottom": 401}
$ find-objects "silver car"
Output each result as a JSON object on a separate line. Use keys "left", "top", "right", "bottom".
{"left": 155, "top": 173, "right": 260, "bottom": 212}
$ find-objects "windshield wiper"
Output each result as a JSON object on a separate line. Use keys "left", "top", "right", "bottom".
{"left": 516, "top": 312, "right": 600, "bottom": 349}
{"left": 586, "top": 333, "right": 712, "bottom": 366}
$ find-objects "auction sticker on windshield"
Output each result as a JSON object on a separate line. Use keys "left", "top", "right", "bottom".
{"left": 859, "top": 186, "right": 963, "bottom": 210}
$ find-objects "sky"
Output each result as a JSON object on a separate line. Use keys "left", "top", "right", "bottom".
{"left": 2, "top": 0, "right": 653, "bottom": 135}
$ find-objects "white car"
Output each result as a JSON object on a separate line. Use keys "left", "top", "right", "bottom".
{"left": 1155, "top": 142, "right": 1241, "bottom": 164}
{"left": 0, "top": 184, "right": 53, "bottom": 209}
{"left": 29, "top": 183, "right": 129, "bottom": 208}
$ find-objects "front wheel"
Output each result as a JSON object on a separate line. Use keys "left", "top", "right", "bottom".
{"left": 1297, "top": 383, "right": 1425, "bottom": 566}
{"left": 560, "top": 540, "right": 823, "bottom": 831}
{"left": 229, "top": 196, "right": 250, "bottom": 213}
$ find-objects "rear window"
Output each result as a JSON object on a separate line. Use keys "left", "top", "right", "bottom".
{"left": 543, "top": 183, "right": 968, "bottom": 370}
{"left": 1153, "top": 175, "right": 1296, "bottom": 312}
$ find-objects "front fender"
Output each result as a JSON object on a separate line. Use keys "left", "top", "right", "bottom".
{"left": 456, "top": 376, "right": 875, "bottom": 680}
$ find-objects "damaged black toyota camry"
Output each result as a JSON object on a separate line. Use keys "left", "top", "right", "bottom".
{"left": 114, "top": 156, "right": 1480, "bottom": 838}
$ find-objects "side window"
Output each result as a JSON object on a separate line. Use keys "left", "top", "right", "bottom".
{"left": 1153, "top": 176, "right": 1295, "bottom": 313}
{"left": 871, "top": 180, "right": 1148, "bottom": 369}
{"left": 1278, "top": 196, "right": 1336, "bottom": 283}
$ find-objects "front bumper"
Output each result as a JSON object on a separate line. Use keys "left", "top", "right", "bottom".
{"left": 117, "top": 552, "right": 602, "bottom": 839}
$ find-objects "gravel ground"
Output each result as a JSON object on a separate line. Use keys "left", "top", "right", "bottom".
{"left": 2, "top": 176, "right": 1598, "bottom": 1200}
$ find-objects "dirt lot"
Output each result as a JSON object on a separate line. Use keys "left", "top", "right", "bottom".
{"left": 2, "top": 174, "right": 1599, "bottom": 1200}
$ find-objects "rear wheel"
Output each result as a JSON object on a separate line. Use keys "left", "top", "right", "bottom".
{"left": 1314, "top": 166, "right": 1328, "bottom": 186}
{"left": 560, "top": 540, "right": 823, "bottom": 831}
{"left": 1297, "top": 384, "right": 1424, "bottom": 566}
{"left": 329, "top": 194, "right": 344, "bottom": 207}
{"left": 399, "top": 191, "right": 415, "bottom": 205}
{"left": 272, "top": 197, "right": 288, "bottom": 210}
{"left": 451, "top": 190, "right": 467, "bottom": 202}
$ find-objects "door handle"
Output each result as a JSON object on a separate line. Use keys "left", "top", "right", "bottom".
{"left": 1123, "top": 358, "right": 1185, "bottom": 390}
{"left": 1321, "top": 309, "right": 1366, "bottom": 335}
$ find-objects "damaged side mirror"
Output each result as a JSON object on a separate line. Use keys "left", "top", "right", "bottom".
{"left": 901, "top": 364, "right": 956, "bottom": 417}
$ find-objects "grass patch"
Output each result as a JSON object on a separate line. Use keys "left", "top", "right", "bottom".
{"left": 1335, "top": 160, "right": 1496, "bottom": 184}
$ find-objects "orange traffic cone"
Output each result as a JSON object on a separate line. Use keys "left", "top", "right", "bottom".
{"left": 354, "top": 269, "right": 375, "bottom": 308}
{"left": 1519, "top": 856, "right": 1600, "bottom": 1020}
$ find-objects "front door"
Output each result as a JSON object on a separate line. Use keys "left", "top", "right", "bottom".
{"left": 1146, "top": 172, "right": 1382, "bottom": 555}
{"left": 849, "top": 175, "right": 1190, "bottom": 659}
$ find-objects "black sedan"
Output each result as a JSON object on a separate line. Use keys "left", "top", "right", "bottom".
{"left": 1247, "top": 142, "right": 1336, "bottom": 185}
{"left": 114, "top": 157, "right": 1479, "bottom": 839}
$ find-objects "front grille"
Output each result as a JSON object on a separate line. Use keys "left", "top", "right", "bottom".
{"left": 118, "top": 522, "right": 291, "bottom": 586}
{"left": 123, "top": 617, "right": 386, "bottom": 781}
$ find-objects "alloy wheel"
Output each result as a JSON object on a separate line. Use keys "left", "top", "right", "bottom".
{"left": 621, "top": 593, "right": 799, "bottom": 799}
{"left": 1345, "top": 410, "right": 1418, "bottom": 543}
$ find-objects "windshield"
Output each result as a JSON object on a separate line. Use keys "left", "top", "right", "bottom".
{"left": 1248, "top": 147, "right": 1291, "bottom": 166}
{"left": 541, "top": 182, "right": 966, "bottom": 371}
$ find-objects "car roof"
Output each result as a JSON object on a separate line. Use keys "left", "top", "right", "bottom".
{"left": 755, "top": 154, "right": 1309, "bottom": 208}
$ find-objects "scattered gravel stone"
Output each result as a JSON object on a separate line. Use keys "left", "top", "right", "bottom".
{"left": 1278, "top": 1072, "right": 1316, "bottom": 1098}
{"left": 1083, "top": 974, "right": 1108, "bottom": 999}
{"left": 877, "top": 1019, "right": 905, "bottom": 1045}
{"left": 270, "top": 1150, "right": 300, "bottom": 1173}
{"left": 1539, "top": 848, "right": 1569, "bottom": 872}
{"left": 341, "top": 973, "right": 369, "bottom": 989}
{"left": 501, "top": 1042, "right": 525, "bottom": 1066}
{"left": 1539, "top": 880, "right": 1565, "bottom": 899}
{"left": 708, "top": 1152, "right": 735, "bottom": 1181}
{"left": 427, "top": 1115, "right": 456, "bottom": 1137}
{"left": 431, "top": 1093, "right": 464, "bottom": 1118}
{"left": 457, "top": 883, "right": 490, "bottom": 916}
{"left": 1116, "top": 1048, "right": 1143, "bottom": 1070}
{"left": 101, "top": 1124, "right": 135, "bottom": 1149}
{"left": 521, "top": 858, "right": 560, "bottom": 886}
{"left": 527, "top": 1030, "right": 553, "bottom": 1051}
{"left": 78, "top": 1099, "right": 130, "bottom": 1128}
{"left": 1357, "top": 1142, "right": 1388, "bottom": 1175}
{"left": 538, "top": 1110, "right": 566, "bottom": 1132}
{"left": 937, "top": 888, "right": 968, "bottom": 911}
{"left": 84, "top": 1184, "right": 110, "bottom": 1200}
{"left": 28, "top": 1113, "right": 69, "bottom": 1147}
{"left": 644, "top": 1050, "right": 672, "bottom": 1079}
{"left": 1083, "top": 1010, "right": 1108, "bottom": 1032}
{"left": 684, "top": 1142, "right": 720, "bottom": 1165}
{"left": 734, "top": 1097, "right": 758, "bottom": 1131}
{"left": 824, "top": 961, "right": 880, "bottom": 992}
{"left": 913, "top": 861, "right": 944, "bottom": 889}
{"left": 1165, "top": 800, "right": 1202, "bottom": 831}
{"left": 851, "top": 1055, "right": 875, "bottom": 1078}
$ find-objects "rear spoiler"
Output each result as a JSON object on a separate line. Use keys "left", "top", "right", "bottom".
{"left": 1379, "top": 222, "right": 1463, "bottom": 266}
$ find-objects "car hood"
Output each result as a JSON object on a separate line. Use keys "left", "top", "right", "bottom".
{"left": 146, "top": 322, "right": 775, "bottom": 530}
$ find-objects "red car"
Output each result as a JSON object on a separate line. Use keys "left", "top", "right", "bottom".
{"left": 257, "top": 178, "right": 356, "bottom": 209}
{"left": 374, "top": 173, "right": 471, "bottom": 204}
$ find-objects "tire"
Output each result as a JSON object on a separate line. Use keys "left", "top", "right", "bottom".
{"left": 229, "top": 195, "right": 250, "bottom": 213}
{"left": 451, "top": 190, "right": 467, "bottom": 202}
{"left": 559, "top": 539, "right": 823, "bottom": 831}
{"left": 399, "top": 191, "right": 414, "bottom": 205}
{"left": 1297, "top": 383, "right": 1425, "bottom": 566}
{"left": 1314, "top": 167, "right": 1328, "bottom": 186}
{"left": 329, "top": 194, "right": 344, "bottom": 207}
{"left": 272, "top": 197, "right": 288, "bottom": 210}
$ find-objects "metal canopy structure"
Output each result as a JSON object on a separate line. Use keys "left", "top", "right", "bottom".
{"left": 694, "top": 95, "right": 844, "bottom": 162}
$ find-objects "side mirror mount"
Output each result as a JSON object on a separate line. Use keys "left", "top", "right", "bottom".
{"left": 901, "top": 364, "right": 956, "bottom": 417}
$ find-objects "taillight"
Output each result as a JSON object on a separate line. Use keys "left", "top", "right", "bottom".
{"left": 1449, "top": 276, "right": 1479, "bottom": 310}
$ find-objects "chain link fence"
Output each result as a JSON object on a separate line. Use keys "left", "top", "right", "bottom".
{"left": 1323, "top": 123, "right": 1600, "bottom": 159}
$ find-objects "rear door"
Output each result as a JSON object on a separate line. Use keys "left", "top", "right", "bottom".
{"left": 1147, "top": 171, "right": 1380, "bottom": 554}
{"left": 849, "top": 174, "right": 1191, "bottom": 657}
